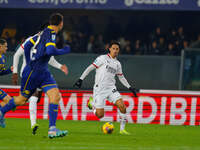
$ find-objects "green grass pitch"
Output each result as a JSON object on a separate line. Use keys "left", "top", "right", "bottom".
{"left": 0, "top": 118, "right": 200, "bottom": 150}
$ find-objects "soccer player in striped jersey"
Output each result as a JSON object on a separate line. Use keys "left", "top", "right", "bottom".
{"left": 12, "top": 33, "right": 68, "bottom": 135}
{"left": 74, "top": 41, "right": 138, "bottom": 135}
{"left": 0, "top": 13, "right": 70, "bottom": 138}
{"left": 0, "top": 38, "right": 13, "bottom": 128}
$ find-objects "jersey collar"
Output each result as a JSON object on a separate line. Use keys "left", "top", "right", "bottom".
{"left": 47, "top": 25, "right": 56, "bottom": 32}
{"left": 107, "top": 53, "right": 116, "bottom": 60}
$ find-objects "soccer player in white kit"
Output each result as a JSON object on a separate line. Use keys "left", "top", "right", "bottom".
{"left": 12, "top": 33, "right": 68, "bottom": 134}
{"left": 74, "top": 41, "right": 138, "bottom": 135}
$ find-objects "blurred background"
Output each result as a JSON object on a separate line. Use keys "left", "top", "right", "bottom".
{"left": 1, "top": 1, "right": 200, "bottom": 91}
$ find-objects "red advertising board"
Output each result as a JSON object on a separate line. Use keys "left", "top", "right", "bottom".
{"left": 1, "top": 86, "right": 200, "bottom": 126}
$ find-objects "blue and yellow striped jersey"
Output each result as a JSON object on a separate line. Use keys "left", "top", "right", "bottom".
{"left": 0, "top": 54, "right": 12, "bottom": 76}
{"left": 23, "top": 26, "right": 56, "bottom": 71}
{"left": 23, "top": 25, "right": 70, "bottom": 71}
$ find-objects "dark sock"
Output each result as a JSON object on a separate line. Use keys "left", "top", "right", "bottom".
{"left": 49, "top": 103, "right": 58, "bottom": 128}
{"left": 0, "top": 89, "right": 8, "bottom": 100}
{"left": 1, "top": 98, "right": 16, "bottom": 114}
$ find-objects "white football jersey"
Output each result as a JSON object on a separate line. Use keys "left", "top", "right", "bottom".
{"left": 92, "top": 54, "right": 123, "bottom": 87}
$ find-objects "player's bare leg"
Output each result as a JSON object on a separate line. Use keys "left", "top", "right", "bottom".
{"left": 95, "top": 108, "right": 104, "bottom": 119}
{"left": 14, "top": 94, "right": 28, "bottom": 105}
{"left": 29, "top": 88, "right": 42, "bottom": 135}
{"left": 115, "top": 98, "right": 130, "bottom": 135}
{"left": 46, "top": 88, "right": 68, "bottom": 139}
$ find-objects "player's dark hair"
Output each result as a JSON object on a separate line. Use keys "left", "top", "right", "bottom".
{"left": 109, "top": 41, "right": 121, "bottom": 49}
{"left": 49, "top": 13, "right": 63, "bottom": 26}
{"left": 0, "top": 38, "right": 6, "bottom": 45}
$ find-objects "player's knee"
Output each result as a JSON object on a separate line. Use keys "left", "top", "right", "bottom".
{"left": 120, "top": 107, "right": 126, "bottom": 114}
{"left": 47, "top": 88, "right": 61, "bottom": 103}
{"left": 50, "top": 92, "right": 61, "bottom": 103}
{"left": 96, "top": 112, "right": 104, "bottom": 118}
{"left": 118, "top": 104, "right": 126, "bottom": 114}
{"left": 15, "top": 95, "right": 28, "bottom": 106}
{"left": 17, "top": 100, "right": 26, "bottom": 105}
{"left": 55, "top": 93, "right": 61, "bottom": 102}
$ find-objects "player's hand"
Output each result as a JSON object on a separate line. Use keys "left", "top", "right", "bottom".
{"left": 10, "top": 66, "right": 13, "bottom": 72}
{"left": 12, "top": 73, "right": 18, "bottom": 85}
{"left": 74, "top": 79, "right": 83, "bottom": 88}
{"left": 61, "top": 64, "right": 68, "bottom": 75}
{"left": 129, "top": 87, "right": 139, "bottom": 97}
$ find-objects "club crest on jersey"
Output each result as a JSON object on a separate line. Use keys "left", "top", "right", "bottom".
{"left": 52, "top": 35, "right": 56, "bottom": 41}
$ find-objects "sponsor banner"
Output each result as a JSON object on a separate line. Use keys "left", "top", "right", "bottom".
{"left": 1, "top": 87, "right": 200, "bottom": 126}
{"left": 0, "top": 0, "right": 200, "bottom": 11}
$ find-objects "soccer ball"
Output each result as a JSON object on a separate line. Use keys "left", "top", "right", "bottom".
{"left": 102, "top": 122, "right": 114, "bottom": 134}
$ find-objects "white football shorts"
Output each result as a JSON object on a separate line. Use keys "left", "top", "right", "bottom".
{"left": 93, "top": 85, "right": 122, "bottom": 109}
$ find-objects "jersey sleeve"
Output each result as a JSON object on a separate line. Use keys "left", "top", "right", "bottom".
{"left": 80, "top": 64, "right": 96, "bottom": 80}
{"left": 92, "top": 56, "right": 104, "bottom": 68}
{"left": 45, "top": 31, "right": 56, "bottom": 49}
{"left": 45, "top": 31, "right": 70, "bottom": 56}
{"left": 13, "top": 46, "right": 24, "bottom": 73}
{"left": 23, "top": 37, "right": 35, "bottom": 52}
{"left": 116, "top": 62, "right": 123, "bottom": 76}
{"left": 48, "top": 56, "right": 62, "bottom": 69}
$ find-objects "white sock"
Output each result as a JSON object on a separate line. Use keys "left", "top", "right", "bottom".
{"left": 29, "top": 96, "right": 38, "bottom": 127}
{"left": 91, "top": 98, "right": 96, "bottom": 115}
{"left": 93, "top": 108, "right": 96, "bottom": 115}
{"left": 120, "top": 113, "right": 127, "bottom": 131}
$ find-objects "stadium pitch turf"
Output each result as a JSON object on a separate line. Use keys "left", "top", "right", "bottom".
{"left": 0, "top": 119, "right": 200, "bottom": 150}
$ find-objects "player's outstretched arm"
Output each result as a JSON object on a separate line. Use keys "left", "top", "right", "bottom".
{"left": 117, "top": 74, "right": 138, "bottom": 97}
{"left": 48, "top": 56, "right": 62, "bottom": 69}
{"left": 46, "top": 45, "right": 70, "bottom": 56}
{"left": 48, "top": 56, "right": 68, "bottom": 75}
{"left": 74, "top": 64, "right": 96, "bottom": 88}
